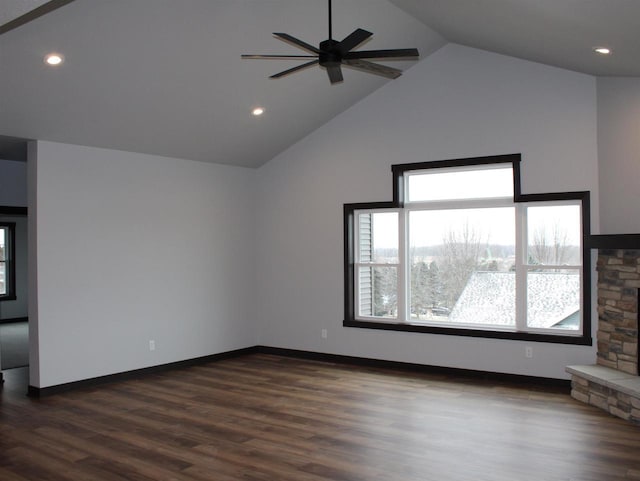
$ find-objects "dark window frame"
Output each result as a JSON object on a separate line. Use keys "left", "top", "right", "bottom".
{"left": 343, "top": 153, "right": 592, "bottom": 345}
{"left": 0, "top": 221, "right": 17, "bottom": 301}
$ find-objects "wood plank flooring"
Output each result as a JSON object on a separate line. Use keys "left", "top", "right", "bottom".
{"left": 1, "top": 353, "right": 639, "bottom": 480}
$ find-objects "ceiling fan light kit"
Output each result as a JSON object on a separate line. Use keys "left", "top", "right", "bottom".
{"left": 242, "top": 0, "right": 420, "bottom": 84}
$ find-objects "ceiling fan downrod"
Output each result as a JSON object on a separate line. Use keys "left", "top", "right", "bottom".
{"left": 328, "top": 0, "right": 333, "bottom": 40}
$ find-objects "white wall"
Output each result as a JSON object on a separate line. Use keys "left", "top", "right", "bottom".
{"left": 256, "top": 44, "right": 599, "bottom": 379}
{"left": 29, "top": 141, "right": 257, "bottom": 388}
{"left": 597, "top": 78, "right": 640, "bottom": 234}
{"left": 0, "top": 159, "right": 27, "bottom": 206}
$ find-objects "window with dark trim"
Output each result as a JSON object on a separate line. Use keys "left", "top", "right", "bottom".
{"left": 0, "top": 222, "right": 16, "bottom": 301}
{"left": 344, "top": 154, "right": 591, "bottom": 345}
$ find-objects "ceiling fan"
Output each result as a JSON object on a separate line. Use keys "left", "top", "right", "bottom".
{"left": 242, "top": 0, "right": 420, "bottom": 84}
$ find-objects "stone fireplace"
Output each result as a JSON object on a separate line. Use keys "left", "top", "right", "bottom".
{"left": 567, "top": 244, "right": 640, "bottom": 424}
{"left": 595, "top": 249, "right": 639, "bottom": 375}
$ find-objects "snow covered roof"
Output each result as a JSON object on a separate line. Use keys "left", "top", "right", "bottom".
{"left": 449, "top": 271, "right": 580, "bottom": 328}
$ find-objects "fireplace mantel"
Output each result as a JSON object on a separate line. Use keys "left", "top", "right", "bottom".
{"left": 589, "top": 234, "right": 640, "bottom": 249}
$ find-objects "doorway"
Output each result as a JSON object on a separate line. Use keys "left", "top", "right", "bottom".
{"left": 0, "top": 210, "right": 28, "bottom": 372}
{"left": 0, "top": 147, "right": 29, "bottom": 385}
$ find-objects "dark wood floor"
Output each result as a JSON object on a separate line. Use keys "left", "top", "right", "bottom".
{"left": 1, "top": 354, "right": 639, "bottom": 481}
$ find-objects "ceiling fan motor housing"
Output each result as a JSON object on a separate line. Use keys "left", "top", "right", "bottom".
{"left": 319, "top": 39, "right": 342, "bottom": 68}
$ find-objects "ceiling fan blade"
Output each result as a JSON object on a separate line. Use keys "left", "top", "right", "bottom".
{"left": 270, "top": 60, "right": 319, "bottom": 79}
{"left": 338, "top": 28, "right": 373, "bottom": 53}
{"left": 344, "top": 48, "right": 419, "bottom": 60}
{"left": 0, "top": 0, "right": 75, "bottom": 35}
{"left": 242, "top": 54, "right": 318, "bottom": 59}
{"left": 343, "top": 59, "right": 403, "bottom": 79}
{"left": 273, "top": 33, "right": 321, "bottom": 54}
{"left": 326, "top": 65, "right": 344, "bottom": 84}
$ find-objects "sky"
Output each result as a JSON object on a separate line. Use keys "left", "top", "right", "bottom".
{"left": 369, "top": 204, "right": 581, "bottom": 249}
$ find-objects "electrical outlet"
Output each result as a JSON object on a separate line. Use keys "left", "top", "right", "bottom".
{"left": 321, "top": 329, "right": 327, "bottom": 339}
{"left": 149, "top": 340, "right": 156, "bottom": 351}
{"left": 525, "top": 346, "right": 533, "bottom": 359}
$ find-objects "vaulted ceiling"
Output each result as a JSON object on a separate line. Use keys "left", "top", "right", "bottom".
{"left": 1, "top": 1, "right": 639, "bottom": 167}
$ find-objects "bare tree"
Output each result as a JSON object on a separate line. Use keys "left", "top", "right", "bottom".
{"left": 439, "top": 222, "right": 487, "bottom": 309}
{"left": 529, "top": 222, "right": 572, "bottom": 265}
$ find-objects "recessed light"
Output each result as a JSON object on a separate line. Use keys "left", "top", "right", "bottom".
{"left": 593, "top": 47, "right": 611, "bottom": 55}
{"left": 44, "top": 53, "right": 64, "bottom": 66}
{"left": 252, "top": 107, "right": 264, "bottom": 116}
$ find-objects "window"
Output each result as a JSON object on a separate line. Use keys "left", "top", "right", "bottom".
{"left": 0, "top": 222, "right": 16, "bottom": 300}
{"left": 344, "top": 154, "right": 591, "bottom": 344}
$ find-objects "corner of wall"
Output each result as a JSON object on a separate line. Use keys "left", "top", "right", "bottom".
{"left": 26, "top": 140, "right": 40, "bottom": 387}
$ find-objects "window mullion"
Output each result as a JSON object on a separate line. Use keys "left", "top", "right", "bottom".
{"left": 398, "top": 208, "right": 407, "bottom": 323}
{"left": 515, "top": 204, "right": 527, "bottom": 331}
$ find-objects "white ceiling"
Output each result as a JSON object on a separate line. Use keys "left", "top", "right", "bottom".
{"left": 1, "top": 0, "right": 639, "bottom": 167}
{"left": 390, "top": 0, "right": 640, "bottom": 77}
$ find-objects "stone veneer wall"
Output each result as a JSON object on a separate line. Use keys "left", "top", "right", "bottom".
{"left": 596, "top": 249, "right": 639, "bottom": 375}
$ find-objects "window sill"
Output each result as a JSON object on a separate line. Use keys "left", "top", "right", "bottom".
{"left": 343, "top": 319, "right": 592, "bottom": 345}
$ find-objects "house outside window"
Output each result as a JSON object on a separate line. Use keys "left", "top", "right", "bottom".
{"left": 0, "top": 222, "right": 16, "bottom": 300}
{"left": 344, "top": 154, "right": 591, "bottom": 345}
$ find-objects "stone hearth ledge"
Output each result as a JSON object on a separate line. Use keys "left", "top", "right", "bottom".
{"left": 566, "top": 364, "right": 640, "bottom": 424}
{"left": 566, "top": 364, "right": 640, "bottom": 398}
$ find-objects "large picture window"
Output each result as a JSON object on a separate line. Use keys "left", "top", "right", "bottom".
{"left": 344, "top": 154, "right": 591, "bottom": 344}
